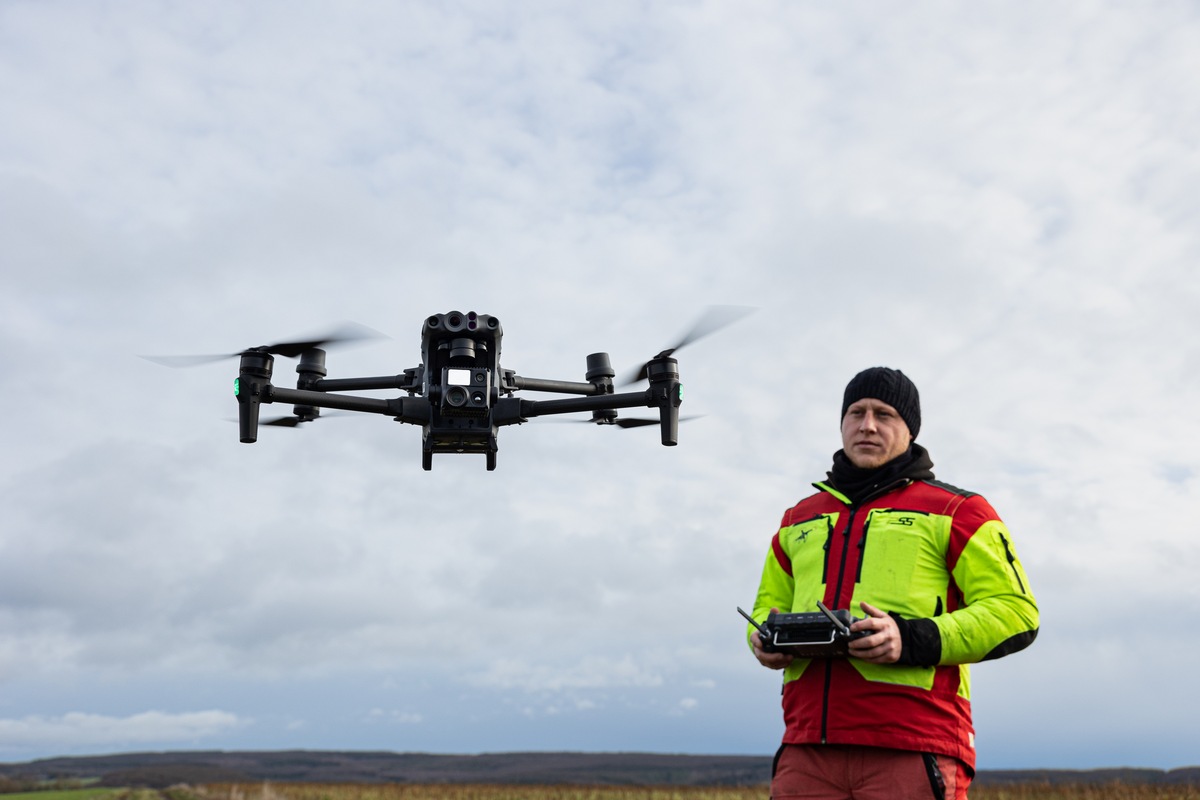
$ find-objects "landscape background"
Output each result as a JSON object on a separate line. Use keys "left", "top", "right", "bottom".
{"left": 3, "top": 751, "right": 1199, "bottom": 789}
{"left": 2, "top": 0, "right": 1198, "bottom": 772}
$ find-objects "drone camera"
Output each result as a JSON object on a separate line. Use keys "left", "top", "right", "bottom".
{"left": 440, "top": 366, "right": 491, "bottom": 416}
{"left": 416, "top": 311, "right": 505, "bottom": 467}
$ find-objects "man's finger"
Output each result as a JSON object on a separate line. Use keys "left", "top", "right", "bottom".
{"left": 859, "top": 601, "right": 887, "bottom": 618}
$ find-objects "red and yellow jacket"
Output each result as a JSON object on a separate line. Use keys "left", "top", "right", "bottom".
{"left": 748, "top": 476, "right": 1038, "bottom": 773}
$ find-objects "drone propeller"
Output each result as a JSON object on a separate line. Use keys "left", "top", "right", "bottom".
{"left": 619, "top": 305, "right": 754, "bottom": 385}
{"left": 555, "top": 414, "right": 704, "bottom": 428}
{"left": 142, "top": 322, "right": 384, "bottom": 368}
{"left": 261, "top": 415, "right": 310, "bottom": 428}
{"left": 231, "top": 409, "right": 352, "bottom": 429}
{"left": 608, "top": 415, "right": 702, "bottom": 428}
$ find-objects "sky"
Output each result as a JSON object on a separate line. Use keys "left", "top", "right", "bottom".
{"left": 1, "top": 0, "right": 1198, "bottom": 773}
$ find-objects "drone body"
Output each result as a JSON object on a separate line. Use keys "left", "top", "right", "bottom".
{"left": 232, "top": 310, "right": 686, "bottom": 471}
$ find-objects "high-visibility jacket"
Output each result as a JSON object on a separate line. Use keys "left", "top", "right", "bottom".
{"left": 748, "top": 476, "right": 1039, "bottom": 773}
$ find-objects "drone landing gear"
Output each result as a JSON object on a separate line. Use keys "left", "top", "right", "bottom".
{"left": 421, "top": 428, "right": 500, "bottom": 472}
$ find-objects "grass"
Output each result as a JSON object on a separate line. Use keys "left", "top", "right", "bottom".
{"left": 972, "top": 787, "right": 1200, "bottom": 800}
{"left": 0, "top": 790, "right": 121, "bottom": 800}
{"left": 190, "top": 782, "right": 1200, "bottom": 800}
{"left": 6, "top": 781, "right": 1198, "bottom": 800}
{"left": 199, "top": 787, "right": 768, "bottom": 800}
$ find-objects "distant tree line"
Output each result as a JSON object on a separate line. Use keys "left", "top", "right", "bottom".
{"left": 0, "top": 776, "right": 91, "bottom": 794}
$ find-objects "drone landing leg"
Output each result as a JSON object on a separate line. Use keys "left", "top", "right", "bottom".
{"left": 236, "top": 350, "right": 275, "bottom": 444}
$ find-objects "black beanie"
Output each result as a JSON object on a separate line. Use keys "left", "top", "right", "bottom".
{"left": 841, "top": 367, "right": 921, "bottom": 439}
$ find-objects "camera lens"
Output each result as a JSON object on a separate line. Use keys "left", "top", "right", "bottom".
{"left": 449, "top": 337, "right": 476, "bottom": 362}
{"left": 444, "top": 386, "right": 469, "bottom": 407}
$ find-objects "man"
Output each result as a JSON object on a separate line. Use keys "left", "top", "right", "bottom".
{"left": 748, "top": 367, "right": 1038, "bottom": 800}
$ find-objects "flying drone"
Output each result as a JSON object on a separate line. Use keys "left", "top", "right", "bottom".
{"left": 147, "top": 306, "right": 752, "bottom": 471}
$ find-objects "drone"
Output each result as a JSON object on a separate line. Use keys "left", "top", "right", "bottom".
{"left": 147, "top": 306, "right": 752, "bottom": 471}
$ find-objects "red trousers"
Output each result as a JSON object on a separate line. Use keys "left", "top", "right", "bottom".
{"left": 770, "top": 744, "right": 970, "bottom": 800}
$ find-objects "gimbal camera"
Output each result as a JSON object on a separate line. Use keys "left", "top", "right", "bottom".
{"left": 149, "top": 307, "right": 752, "bottom": 471}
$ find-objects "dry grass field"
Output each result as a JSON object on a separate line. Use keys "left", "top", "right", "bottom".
{"left": 5, "top": 780, "right": 1200, "bottom": 800}
{"left": 191, "top": 781, "right": 1200, "bottom": 800}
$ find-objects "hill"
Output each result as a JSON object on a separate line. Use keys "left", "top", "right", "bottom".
{"left": 0, "top": 752, "right": 769, "bottom": 788}
{"left": 1, "top": 751, "right": 1198, "bottom": 788}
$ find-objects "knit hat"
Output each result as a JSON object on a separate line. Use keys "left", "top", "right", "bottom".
{"left": 841, "top": 367, "right": 921, "bottom": 439}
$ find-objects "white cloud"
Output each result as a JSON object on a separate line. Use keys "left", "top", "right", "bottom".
{"left": 365, "top": 709, "right": 422, "bottom": 725}
{"left": 0, "top": 710, "right": 245, "bottom": 750}
{"left": 468, "top": 655, "right": 666, "bottom": 693}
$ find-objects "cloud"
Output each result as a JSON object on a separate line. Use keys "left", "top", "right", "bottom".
{"left": 0, "top": 710, "right": 245, "bottom": 752}
{"left": 468, "top": 655, "right": 666, "bottom": 693}
{"left": 365, "top": 709, "right": 423, "bottom": 726}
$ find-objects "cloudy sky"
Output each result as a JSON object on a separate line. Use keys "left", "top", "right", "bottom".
{"left": 2, "top": 0, "right": 1198, "bottom": 773}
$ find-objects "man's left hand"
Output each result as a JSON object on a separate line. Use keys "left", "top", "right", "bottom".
{"left": 847, "top": 602, "right": 902, "bottom": 664}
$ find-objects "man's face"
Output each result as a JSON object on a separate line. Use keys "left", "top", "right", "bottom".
{"left": 841, "top": 398, "right": 913, "bottom": 469}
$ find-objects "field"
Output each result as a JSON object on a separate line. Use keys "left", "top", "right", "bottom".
{"left": 185, "top": 781, "right": 1200, "bottom": 800}
{"left": 3, "top": 781, "right": 1199, "bottom": 800}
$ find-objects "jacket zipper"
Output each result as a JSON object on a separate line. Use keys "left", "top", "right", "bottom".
{"left": 998, "top": 531, "right": 1026, "bottom": 594}
{"left": 816, "top": 479, "right": 915, "bottom": 744}
{"left": 821, "top": 506, "right": 859, "bottom": 743}
{"left": 830, "top": 508, "right": 858, "bottom": 608}
{"left": 854, "top": 514, "right": 874, "bottom": 583}
{"left": 820, "top": 516, "right": 834, "bottom": 583}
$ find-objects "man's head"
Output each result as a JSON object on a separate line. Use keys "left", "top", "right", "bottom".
{"left": 840, "top": 367, "right": 920, "bottom": 469}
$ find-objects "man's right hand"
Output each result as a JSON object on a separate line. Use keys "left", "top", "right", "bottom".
{"left": 751, "top": 608, "right": 795, "bottom": 670}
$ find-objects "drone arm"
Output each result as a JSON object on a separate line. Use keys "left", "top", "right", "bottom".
{"left": 491, "top": 397, "right": 528, "bottom": 427}
{"left": 388, "top": 396, "right": 433, "bottom": 425}
{"left": 266, "top": 386, "right": 431, "bottom": 425}
{"left": 508, "top": 388, "right": 680, "bottom": 446}
{"left": 516, "top": 389, "right": 651, "bottom": 418}
{"left": 491, "top": 390, "right": 649, "bottom": 429}
{"left": 498, "top": 355, "right": 681, "bottom": 446}
{"left": 314, "top": 373, "right": 421, "bottom": 393}
{"left": 508, "top": 375, "right": 603, "bottom": 395}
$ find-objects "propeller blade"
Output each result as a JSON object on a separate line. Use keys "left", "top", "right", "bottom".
{"left": 261, "top": 415, "right": 307, "bottom": 428}
{"left": 672, "top": 304, "right": 756, "bottom": 352}
{"left": 231, "top": 409, "right": 352, "bottom": 429}
{"left": 550, "top": 415, "right": 703, "bottom": 428}
{"left": 265, "top": 322, "right": 383, "bottom": 358}
{"left": 620, "top": 305, "right": 755, "bottom": 385}
{"left": 612, "top": 417, "right": 659, "bottom": 428}
{"left": 142, "top": 353, "right": 239, "bottom": 368}
{"left": 142, "top": 322, "right": 385, "bottom": 367}
{"left": 612, "top": 415, "right": 703, "bottom": 428}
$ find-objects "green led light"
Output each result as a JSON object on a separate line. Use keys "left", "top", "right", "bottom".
{"left": 677, "top": 384, "right": 683, "bottom": 401}
{"left": 234, "top": 378, "right": 240, "bottom": 397}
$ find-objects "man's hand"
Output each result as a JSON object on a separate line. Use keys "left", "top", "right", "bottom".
{"left": 751, "top": 608, "right": 794, "bottom": 670}
{"left": 848, "top": 601, "right": 902, "bottom": 663}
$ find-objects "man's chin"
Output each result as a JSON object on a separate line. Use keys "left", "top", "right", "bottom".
{"left": 848, "top": 448, "right": 886, "bottom": 469}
